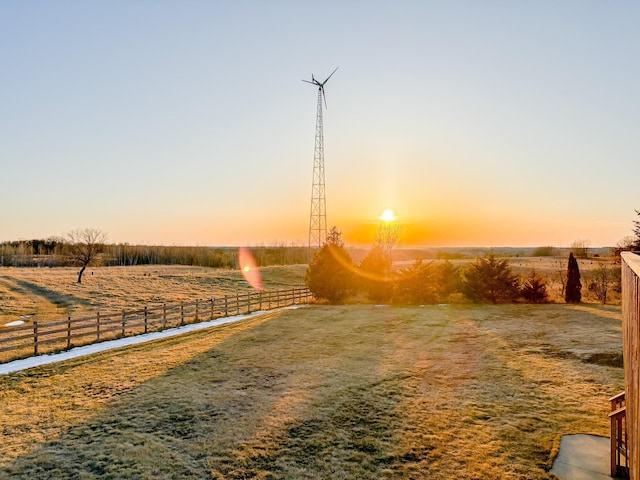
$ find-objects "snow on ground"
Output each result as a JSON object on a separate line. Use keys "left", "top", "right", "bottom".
{"left": 3, "top": 320, "right": 25, "bottom": 327}
{"left": 0, "top": 305, "right": 304, "bottom": 376}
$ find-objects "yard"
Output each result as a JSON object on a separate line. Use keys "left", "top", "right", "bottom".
{"left": 0, "top": 302, "right": 624, "bottom": 479}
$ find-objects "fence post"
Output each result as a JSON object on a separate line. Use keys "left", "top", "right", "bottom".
{"left": 224, "top": 295, "right": 228, "bottom": 316}
{"left": 181, "top": 302, "right": 184, "bottom": 325}
{"left": 195, "top": 299, "right": 199, "bottom": 321}
{"left": 33, "top": 321, "right": 38, "bottom": 356}
{"left": 162, "top": 303, "right": 167, "bottom": 329}
{"left": 96, "top": 312, "right": 101, "bottom": 342}
{"left": 210, "top": 298, "right": 214, "bottom": 319}
{"left": 236, "top": 293, "right": 240, "bottom": 315}
{"left": 121, "top": 310, "right": 126, "bottom": 337}
{"left": 277, "top": 289, "right": 280, "bottom": 307}
{"left": 144, "top": 306, "right": 148, "bottom": 333}
{"left": 67, "top": 316, "right": 72, "bottom": 349}
{"left": 259, "top": 291, "right": 263, "bottom": 310}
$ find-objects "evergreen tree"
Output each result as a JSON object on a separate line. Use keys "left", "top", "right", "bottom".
{"left": 520, "top": 270, "right": 548, "bottom": 304}
{"left": 358, "top": 247, "right": 393, "bottom": 302}
{"left": 305, "top": 227, "right": 354, "bottom": 303}
{"left": 565, "top": 252, "right": 582, "bottom": 303}
{"left": 394, "top": 260, "right": 438, "bottom": 304}
{"left": 462, "top": 254, "right": 520, "bottom": 304}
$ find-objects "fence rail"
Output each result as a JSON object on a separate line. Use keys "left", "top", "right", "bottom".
{"left": 0, "top": 287, "right": 312, "bottom": 364}
{"left": 621, "top": 251, "right": 640, "bottom": 480}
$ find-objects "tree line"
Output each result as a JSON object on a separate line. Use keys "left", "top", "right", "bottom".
{"left": 0, "top": 231, "right": 309, "bottom": 274}
{"left": 305, "top": 227, "right": 622, "bottom": 305}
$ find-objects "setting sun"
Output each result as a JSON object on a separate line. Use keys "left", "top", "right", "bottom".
{"left": 380, "top": 209, "right": 396, "bottom": 222}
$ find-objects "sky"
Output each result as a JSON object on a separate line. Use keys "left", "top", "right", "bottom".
{"left": 1, "top": 1, "right": 638, "bottom": 248}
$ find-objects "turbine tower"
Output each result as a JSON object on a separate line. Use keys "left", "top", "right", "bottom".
{"left": 303, "top": 67, "right": 338, "bottom": 252}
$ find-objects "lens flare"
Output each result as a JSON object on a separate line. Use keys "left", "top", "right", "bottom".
{"left": 238, "top": 247, "right": 263, "bottom": 291}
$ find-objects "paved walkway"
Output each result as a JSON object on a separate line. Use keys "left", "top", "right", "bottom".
{"left": 550, "top": 434, "right": 612, "bottom": 480}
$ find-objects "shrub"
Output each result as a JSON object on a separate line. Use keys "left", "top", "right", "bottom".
{"left": 305, "top": 227, "right": 354, "bottom": 303}
{"left": 393, "top": 260, "right": 463, "bottom": 305}
{"left": 520, "top": 270, "right": 548, "bottom": 303}
{"left": 532, "top": 246, "right": 558, "bottom": 257}
{"left": 435, "top": 260, "right": 463, "bottom": 300}
{"left": 358, "top": 247, "right": 393, "bottom": 302}
{"left": 393, "top": 260, "right": 438, "bottom": 304}
{"left": 463, "top": 254, "right": 520, "bottom": 304}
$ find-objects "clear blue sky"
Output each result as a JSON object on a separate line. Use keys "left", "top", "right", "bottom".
{"left": 1, "top": 1, "right": 638, "bottom": 247}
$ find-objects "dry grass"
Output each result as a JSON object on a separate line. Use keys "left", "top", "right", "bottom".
{"left": 0, "top": 265, "right": 307, "bottom": 324}
{"left": 0, "top": 303, "right": 623, "bottom": 479}
{"left": 0, "top": 256, "right": 619, "bottom": 328}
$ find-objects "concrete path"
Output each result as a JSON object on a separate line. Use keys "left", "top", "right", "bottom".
{"left": 550, "top": 434, "right": 612, "bottom": 480}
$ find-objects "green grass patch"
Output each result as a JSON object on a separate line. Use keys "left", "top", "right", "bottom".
{"left": 0, "top": 304, "right": 624, "bottom": 479}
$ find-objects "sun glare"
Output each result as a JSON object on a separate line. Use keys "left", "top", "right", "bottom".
{"left": 238, "top": 247, "right": 263, "bottom": 291}
{"left": 380, "top": 208, "right": 396, "bottom": 222}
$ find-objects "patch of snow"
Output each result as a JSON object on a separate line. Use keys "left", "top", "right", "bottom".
{"left": 3, "top": 320, "right": 25, "bottom": 327}
{"left": 0, "top": 308, "right": 287, "bottom": 376}
{"left": 284, "top": 305, "right": 305, "bottom": 310}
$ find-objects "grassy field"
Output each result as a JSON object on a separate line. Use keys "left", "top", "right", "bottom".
{"left": 0, "top": 255, "right": 620, "bottom": 327}
{"left": 0, "top": 302, "right": 623, "bottom": 479}
{"left": 0, "top": 265, "right": 307, "bottom": 324}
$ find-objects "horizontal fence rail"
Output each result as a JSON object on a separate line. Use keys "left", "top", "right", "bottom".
{"left": 0, "top": 287, "right": 312, "bottom": 364}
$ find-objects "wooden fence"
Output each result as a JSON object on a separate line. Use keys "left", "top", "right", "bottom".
{"left": 621, "top": 251, "right": 640, "bottom": 480}
{"left": 0, "top": 287, "right": 312, "bottom": 364}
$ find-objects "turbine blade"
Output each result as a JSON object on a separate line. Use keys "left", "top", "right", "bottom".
{"left": 322, "top": 88, "right": 327, "bottom": 109}
{"left": 321, "top": 66, "right": 339, "bottom": 85}
{"left": 302, "top": 79, "right": 316, "bottom": 84}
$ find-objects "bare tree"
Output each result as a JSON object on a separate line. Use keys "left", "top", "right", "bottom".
{"left": 552, "top": 255, "right": 567, "bottom": 298}
{"left": 570, "top": 239, "right": 591, "bottom": 259}
{"left": 64, "top": 228, "right": 107, "bottom": 284}
{"left": 633, "top": 209, "right": 640, "bottom": 250}
{"left": 590, "top": 261, "right": 610, "bottom": 305}
{"left": 375, "top": 221, "right": 403, "bottom": 259}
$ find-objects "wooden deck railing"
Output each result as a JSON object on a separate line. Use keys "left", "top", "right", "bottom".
{"left": 620, "top": 251, "right": 640, "bottom": 480}
{"left": 610, "top": 391, "right": 629, "bottom": 478}
{"left": 0, "top": 287, "right": 312, "bottom": 364}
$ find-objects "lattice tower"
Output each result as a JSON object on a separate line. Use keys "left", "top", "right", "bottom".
{"left": 308, "top": 87, "right": 327, "bottom": 250}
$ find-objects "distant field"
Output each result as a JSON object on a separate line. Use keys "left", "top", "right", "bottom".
{"left": 0, "top": 265, "right": 307, "bottom": 324}
{"left": 0, "top": 303, "right": 624, "bottom": 479}
{"left": 0, "top": 255, "right": 620, "bottom": 327}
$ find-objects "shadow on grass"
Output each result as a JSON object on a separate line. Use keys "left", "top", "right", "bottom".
{"left": 0, "top": 307, "right": 405, "bottom": 479}
{"left": 11, "top": 279, "right": 89, "bottom": 309}
{"left": 0, "top": 305, "right": 625, "bottom": 479}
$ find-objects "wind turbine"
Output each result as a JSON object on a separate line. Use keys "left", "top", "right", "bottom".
{"left": 302, "top": 66, "right": 338, "bottom": 109}
{"left": 303, "top": 67, "right": 338, "bottom": 252}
